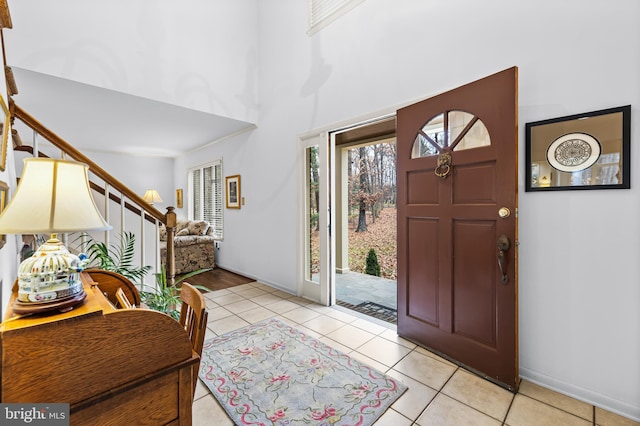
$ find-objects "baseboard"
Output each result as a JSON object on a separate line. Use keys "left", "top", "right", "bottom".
{"left": 520, "top": 367, "right": 640, "bottom": 422}
{"left": 214, "top": 264, "right": 295, "bottom": 296}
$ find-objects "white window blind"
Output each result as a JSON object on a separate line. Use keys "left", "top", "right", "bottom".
{"left": 189, "top": 160, "right": 223, "bottom": 239}
{"left": 308, "top": 0, "right": 366, "bottom": 34}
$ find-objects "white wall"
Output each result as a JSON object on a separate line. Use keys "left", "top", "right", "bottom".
{"left": 179, "top": 0, "right": 640, "bottom": 420}
{"left": 5, "top": 0, "right": 259, "bottom": 124}
{"left": 2, "top": 0, "right": 638, "bottom": 420}
{"left": 82, "top": 149, "right": 175, "bottom": 208}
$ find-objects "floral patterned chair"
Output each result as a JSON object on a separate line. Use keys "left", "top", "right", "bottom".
{"left": 160, "top": 220, "right": 215, "bottom": 274}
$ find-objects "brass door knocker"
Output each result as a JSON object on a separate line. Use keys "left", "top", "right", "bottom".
{"left": 435, "top": 151, "right": 452, "bottom": 179}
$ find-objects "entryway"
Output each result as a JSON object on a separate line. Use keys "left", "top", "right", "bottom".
{"left": 301, "top": 117, "right": 399, "bottom": 324}
{"left": 300, "top": 67, "right": 519, "bottom": 391}
{"left": 332, "top": 132, "right": 398, "bottom": 324}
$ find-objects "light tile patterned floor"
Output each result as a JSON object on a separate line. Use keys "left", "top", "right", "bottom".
{"left": 192, "top": 281, "right": 639, "bottom": 426}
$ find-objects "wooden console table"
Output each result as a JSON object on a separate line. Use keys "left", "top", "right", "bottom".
{"left": 0, "top": 272, "right": 197, "bottom": 425}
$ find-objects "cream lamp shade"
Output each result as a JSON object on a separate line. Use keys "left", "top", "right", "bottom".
{"left": 0, "top": 158, "right": 112, "bottom": 233}
{"left": 0, "top": 158, "right": 112, "bottom": 312}
{"left": 142, "top": 189, "right": 163, "bottom": 205}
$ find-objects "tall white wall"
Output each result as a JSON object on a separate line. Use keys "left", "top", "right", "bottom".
{"left": 181, "top": 0, "right": 640, "bottom": 420}
{"left": 2, "top": 0, "right": 638, "bottom": 420}
{"left": 5, "top": 0, "right": 259, "bottom": 124}
{"left": 83, "top": 149, "right": 175, "bottom": 207}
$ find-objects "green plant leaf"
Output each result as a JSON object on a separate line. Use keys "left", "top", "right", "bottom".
{"left": 140, "top": 265, "right": 210, "bottom": 320}
{"left": 75, "top": 231, "right": 151, "bottom": 281}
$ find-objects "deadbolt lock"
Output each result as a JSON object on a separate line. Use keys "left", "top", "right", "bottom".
{"left": 498, "top": 207, "right": 511, "bottom": 218}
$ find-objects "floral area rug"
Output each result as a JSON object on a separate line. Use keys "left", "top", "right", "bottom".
{"left": 199, "top": 318, "right": 408, "bottom": 425}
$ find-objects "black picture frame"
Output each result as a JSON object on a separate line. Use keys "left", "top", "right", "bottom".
{"left": 525, "top": 105, "right": 631, "bottom": 191}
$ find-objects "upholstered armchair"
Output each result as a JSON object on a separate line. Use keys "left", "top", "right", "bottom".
{"left": 160, "top": 220, "right": 215, "bottom": 274}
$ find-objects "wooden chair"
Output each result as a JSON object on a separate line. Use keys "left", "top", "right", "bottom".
{"left": 85, "top": 269, "right": 142, "bottom": 308}
{"left": 178, "top": 282, "right": 208, "bottom": 396}
{"left": 116, "top": 287, "right": 134, "bottom": 309}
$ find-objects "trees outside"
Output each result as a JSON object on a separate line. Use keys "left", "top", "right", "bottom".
{"left": 348, "top": 208, "right": 396, "bottom": 280}
{"left": 347, "top": 141, "right": 397, "bottom": 279}
{"left": 307, "top": 146, "right": 320, "bottom": 276}
{"left": 308, "top": 140, "right": 397, "bottom": 281}
{"left": 308, "top": 146, "right": 320, "bottom": 232}
{"left": 349, "top": 141, "right": 396, "bottom": 231}
{"left": 356, "top": 147, "right": 369, "bottom": 232}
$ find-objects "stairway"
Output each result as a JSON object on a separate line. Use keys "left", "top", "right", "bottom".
{"left": 10, "top": 103, "right": 178, "bottom": 289}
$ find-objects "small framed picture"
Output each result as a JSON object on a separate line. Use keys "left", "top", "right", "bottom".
{"left": 525, "top": 105, "right": 631, "bottom": 191}
{"left": 176, "top": 189, "right": 183, "bottom": 208}
{"left": 225, "top": 175, "right": 241, "bottom": 209}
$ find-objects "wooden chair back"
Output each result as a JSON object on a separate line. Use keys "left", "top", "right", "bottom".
{"left": 178, "top": 282, "right": 208, "bottom": 396}
{"left": 116, "top": 287, "right": 134, "bottom": 309}
{"left": 85, "top": 269, "right": 142, "bottom": 308}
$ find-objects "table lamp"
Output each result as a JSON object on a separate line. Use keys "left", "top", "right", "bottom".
{"left": 0, "top": 158, "right": 112, "bottom": 313}
{"left": 142, "top": 189, "right": 163, "bottom": 205}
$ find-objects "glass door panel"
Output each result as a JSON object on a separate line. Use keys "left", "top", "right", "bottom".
{"left": 300, "top": 133, "right": 331, "bottom": 305}
{"left": 306, "top": 145, "right": 320, "bottom": 283}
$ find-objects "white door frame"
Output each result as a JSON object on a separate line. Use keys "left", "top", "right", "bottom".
{"left": 297, "top": 109, "right": 398, "bottom": 307}
{"left": 298, "top": 133, "right": 334, "bottom": 305}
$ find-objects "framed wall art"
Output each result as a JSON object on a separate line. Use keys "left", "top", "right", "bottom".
{"left": 176, "top": 189, "right": 183, "bottom": 208}
{"left": 525, "top": 105, "right": 631, "bottom": 191}
{"left": 225, "top": 175, "right": 241, "bottom": 209}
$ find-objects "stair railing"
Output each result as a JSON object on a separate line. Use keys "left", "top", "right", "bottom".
{"left": 11, "top": 102, "right": 178, "bottom": 285}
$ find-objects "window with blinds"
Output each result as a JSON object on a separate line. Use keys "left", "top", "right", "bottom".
{"left": 189, "top": 160, "right": 223, "bottom": 239}
{"left": 308, "top": 0, "right": 366, "bottom": 34}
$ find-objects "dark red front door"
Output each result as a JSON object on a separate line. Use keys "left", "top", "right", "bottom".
{"left": 396, "top": 67, "right": 519, "bottom": 390}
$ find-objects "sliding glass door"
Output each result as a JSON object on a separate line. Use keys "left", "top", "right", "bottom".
{"left": 299, "top": 133, "right": 333, "bottom": 305}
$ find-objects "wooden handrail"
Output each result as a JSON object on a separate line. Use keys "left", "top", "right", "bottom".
{"left": 14, "top": 145, "right": 159, "bottom": 225}
{"left": 13, "top": 103, "right": 166, "bottom": 223}
{"left": 12, "top": 102, "right": 177, "bottom": 284}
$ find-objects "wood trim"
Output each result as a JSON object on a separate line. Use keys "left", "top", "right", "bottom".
{"left": 13, "top": 103, "right": 177, "bottom": 286}
{"left": 0, "top": 0, "right": 12, "bottom": 29}
{"left": 334, "top": 116, "right": 395, "bottom": 146}
{"left": 12, "top": 144, "right": 158, "bottom": 225}
{"left": 5, "top": 66, "right": 17, "bottom": 95}
{"left": 90, "top": 181, "right": 159, "bottom": 225}
{"left": 11, "top": 128, "right": 21, "bottom": 146}
{"left": 13, "top": 103, "right": 166, "bottom": 223}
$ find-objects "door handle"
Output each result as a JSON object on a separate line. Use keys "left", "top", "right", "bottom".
{"left": 497, "top": 234, "right": 510, "bottom": 284}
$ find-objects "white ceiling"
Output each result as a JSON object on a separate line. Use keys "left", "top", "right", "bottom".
{"left": 3, "top": 0, "right": 259, "bottom": 158}
{"left": 10, "top": 67, "right": 255, "bottom": 158}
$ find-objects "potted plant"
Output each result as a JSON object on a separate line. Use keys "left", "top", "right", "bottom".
{"left": 78, "top": 231, "right": 151, "bottom": 281}
{"left": 140, "top": 265, "right": 210, "bottom": 320}
{"left": 77, "top": 231, "right": 210, "bottom": 320}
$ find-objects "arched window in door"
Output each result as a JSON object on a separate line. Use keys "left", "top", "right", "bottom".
{"left": 411, "top": 110, "right": 491, "bottom": 158}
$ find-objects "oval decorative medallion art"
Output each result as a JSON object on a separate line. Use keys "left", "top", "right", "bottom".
{"left": 546, "top": 132, "right": 601, "bottom": 172}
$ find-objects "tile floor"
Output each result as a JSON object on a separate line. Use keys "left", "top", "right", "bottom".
{"left": 192, "top": 281, "right": 638, "bottom": 426}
